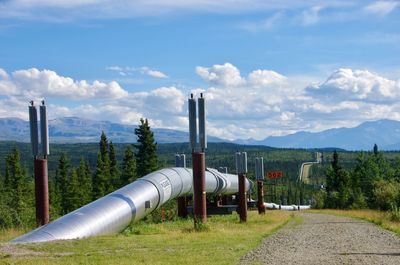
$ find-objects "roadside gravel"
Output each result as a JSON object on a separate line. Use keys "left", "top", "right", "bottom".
{"left": 241, "top": 213, "right": 400, "bottom": 265}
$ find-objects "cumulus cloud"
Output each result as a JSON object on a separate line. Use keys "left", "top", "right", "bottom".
{"left": 306, "top": 68, "right": 399, "bottom": 103}
{"left": 0, "top": 68, "right": 128, "bottom": 100}
{"left": 196, "top": 63, "right": 245, "bottom": 87}
{"left": 2, "top": 64, "right": 400, "bottom": 141}
{"left": 106, "top": 66, "right": 168, "bottom": 79}
{"left": 364, "top": 1, "right": 399, "bottom": 15}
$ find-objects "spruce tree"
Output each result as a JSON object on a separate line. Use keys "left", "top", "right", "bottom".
{"left": 55, "top": 153, "right": 70, "bottom": 214}
{"left": 93, "top": 132, "right": 111, "bottom": 199}
{"left": 5, "top": 148, "right": 26, "bottom": 214}
{"left": 121, "top": 145, "right": 137, "bottom": 186}
{"left": 373, "top": 143, "right": 379, "bottom": 156}
{"left": 65, "top": 168, "right": 81, "bottom": 213}
{"left": 77, "top": 158, "right": 92, "bottom": 205}
{"left": 135, "top": 118, "right": 158, "bottom": 177}
{"left": 109, "top": 141, "right": 119, "bottom": 192}
{"left": 93, "top": 152, "right": 108, "bottom": 200}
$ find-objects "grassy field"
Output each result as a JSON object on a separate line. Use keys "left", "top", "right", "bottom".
{"left": 307, "top": 209, "right": 400, "bottom": 235}
{"left": 0, "top": 211, "right": 293, "bottom": 265}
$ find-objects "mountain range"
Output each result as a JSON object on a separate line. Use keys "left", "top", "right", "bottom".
{"left": 238, "top": 119, "right": 400, "bottom": 150}
{"left": 0, "top": 117, "right": 225, "bottom": 144}
{"left": 1, "top": 117, "right": 400, "bottom": 150}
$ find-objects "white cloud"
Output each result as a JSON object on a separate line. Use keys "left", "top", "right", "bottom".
{"left": 302, "top": 6, "right": 323, "bottom": 26}
{"left": 2, "top": 64, "right": 400, "bottom": 142}
{"left": 196, "top": 63, "right": 245, "bottom": 87}
{"left": 0, "top": 68, "right": 128, "bottom": 100}
{"left": 364, "top": 1, "right": 399, "bottom": 15}
{"left": 106, "top": 66, "right": 168, "bottom": 79}
{"left": 306, "top": 68, "right": 399, "bottom": 103}
{"left": 0, "top": 1, "right": 353, "bottom": 21}
{"left": 248, "top": 69, "right": 287, "bottom": 87}
{"left": 238, "top": 12, "right": 284, "bottom": 32}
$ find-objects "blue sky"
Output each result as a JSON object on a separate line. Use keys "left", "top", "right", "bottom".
{"left": 0, "top": 0, "right": 399, "bottom": 140}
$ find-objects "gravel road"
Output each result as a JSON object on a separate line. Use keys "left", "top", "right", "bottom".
{"left": 241, "top": 213, "right": 400, "bottom": 265}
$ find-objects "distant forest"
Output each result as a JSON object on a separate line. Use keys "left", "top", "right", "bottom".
{"left": 1, "top": 131, "right": 400, "bottom": 229}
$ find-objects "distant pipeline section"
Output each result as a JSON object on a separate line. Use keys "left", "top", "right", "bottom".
{"left": 11, "top": 167, "right": 252, "bottom": 244}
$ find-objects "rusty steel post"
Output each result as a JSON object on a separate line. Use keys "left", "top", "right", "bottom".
{"left": 221, "top": 195, "right": 228, "bottom": 205}
{"left": 238, "top": 173, "right": 247, "bottom": 222}
{"left": 177, "top": 196, "right": 188, "bottom": 218}
{"left": 192, "top": 152, "right": 207, "bottom": 226}
{"left": 257, "top": 180, "right": 266, "bottom": 214}
{"left": 34, "top": 158, "right": 49, "bottom": 226}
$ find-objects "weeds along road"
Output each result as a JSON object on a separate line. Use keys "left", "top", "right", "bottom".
{"left": 241, "top": 213, "right": 400, "bottom": 265}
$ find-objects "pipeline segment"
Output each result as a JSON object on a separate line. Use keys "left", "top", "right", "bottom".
{"left": 264, "top": 203, "right": 311, "bottom": 211}
{"left": 11, "top": 167, "right": 251, "bottom": 244}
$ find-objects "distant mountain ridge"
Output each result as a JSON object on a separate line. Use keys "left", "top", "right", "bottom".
{"left": 1, "top": 117, "right": 400, "bottom": 150}
{"left": 238, "top": 119, "right": 400, "bottom": 150}
{"left": 0, "top": 117, "right": 226, "bottom": 144}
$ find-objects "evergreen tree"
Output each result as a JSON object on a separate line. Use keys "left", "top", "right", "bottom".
{"left": 5, "top": 148, "right": 26, "bottom": 214}
{"left": 93, "top": 132, "right": 111, "bottom": 199}
{"left": 77, "top": 158, "right": 92, "bottom": 205}
{"left": 135, "top": 118, "right": 158, "bottom": 177}
{"left": 373, "top": 143, "right": 379, "bottom": 156}
{"left": 121, "top": 145, "right": 137, "bottom": 186}
{"left": 109, "top": 141, "right": 119, "bottom": 192}
{"left": 48, "top": 178, "right": 61, "bottom": 219}
{"left": 93, "top": 152, "right": 108, "bottom": 200}
{"left": 325, "top": 151, "right": 351, "bottom": 209}
{"left": 65, "top": 168, "right": 81, "bottom": 213}
{"left": 55, "top": 153, "right": 70, "bottom": 214}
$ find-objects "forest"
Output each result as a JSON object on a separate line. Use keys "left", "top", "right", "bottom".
{"left": 1, "top": 120, "right": 400, "bottom": 229}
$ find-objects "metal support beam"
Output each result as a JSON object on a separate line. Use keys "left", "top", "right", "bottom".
{"left": 257, "top": 180, "right": 266, "bottom": 214}
{"left": 192, "top": 152, "right": 207, "bottom": 226}
{"left": 177, "top": 196, "right": 188, "bottom": 218}
{"left": 34, "top": 158, "right": 49, "bottom": 226}
{"left": 238, "top": 173, "right": 247, "bottom": 222}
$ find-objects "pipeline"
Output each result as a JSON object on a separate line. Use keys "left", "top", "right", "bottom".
{"left": 264, "top": 203, "right": 311, "bottom": 211}
{"left": 11, "top": 167, "right": 251, "bottom": 244}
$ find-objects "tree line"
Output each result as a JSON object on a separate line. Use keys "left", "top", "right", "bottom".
{"left": 0, "top": 118, "right": 158, "bottom": 229}
{"left": 314, "top": 144, "right": 400, "bottom": 215}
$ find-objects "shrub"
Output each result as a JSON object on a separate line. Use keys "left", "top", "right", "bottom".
{"left": 372, "top": 180, "right": 400, "bottom": 211}
{"left": 390, "top": 204, "right": 400, "bottom": 222}
{"left": 312, "top": 190, "right": 326, "bottom": 209}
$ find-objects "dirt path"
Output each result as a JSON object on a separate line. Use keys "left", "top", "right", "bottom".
{"left": 241, "top": 213, "right": 400, "bottom": 265}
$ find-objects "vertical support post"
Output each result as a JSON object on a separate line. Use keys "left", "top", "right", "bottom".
{"left": 34, "top": 158, "right": 49, "bottom": 226}
{"left": 188, "top": 93, "right": 207, "bottom": 228}
{"left": 176, "top": 153, "right": 188, "bottom": 218}
{"left": 193, "top": 152, "right": 206, "bottom": 225}
{"left": 257, "top": 181, "right": 266, "bottom": 214}
{"left": 177, "top": 196, "right": 188, "bottom": 218}
{"left": 255, "top": 157, "right": 265, "bottom": 214}
{"left": 238, "top": 173, "right": 247, "bottom": 222}
{"left": 236, "top": 152, "right": 247, "bottom": 222}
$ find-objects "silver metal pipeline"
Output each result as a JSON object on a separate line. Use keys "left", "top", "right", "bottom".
{"left": 11, "top": 167, "right": 252, "bottom": 244}
{"left": 264, "top": 202, "right": 311, "bottom": 211}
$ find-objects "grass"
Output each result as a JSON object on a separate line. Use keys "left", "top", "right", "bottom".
{"left": 0, "top": 211, "right": 292, "bottom": 265}
{"left": 307, "top": 209, "right": 400, "bottom": 235}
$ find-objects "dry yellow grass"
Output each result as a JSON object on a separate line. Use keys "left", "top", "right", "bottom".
{"left": 307, "top": 209, "right": 400, "bottom": 235}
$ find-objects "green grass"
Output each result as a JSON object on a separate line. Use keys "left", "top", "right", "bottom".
{"left": 307, "top": 209, "right": 400, "bottom": 235}
{"left": 0, "top": 211, "right": 292, "bottom": 265}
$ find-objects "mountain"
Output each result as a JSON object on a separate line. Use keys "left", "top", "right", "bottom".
{"left": 243, "top": 119, "right": 400, "bottom": 150}
{"left": 0, "top": 117, "right": 226, "bottom": 144}
{"left": 2, "top": 117, "right": 400, "bottom": 150}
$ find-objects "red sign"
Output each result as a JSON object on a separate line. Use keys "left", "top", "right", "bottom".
{"left": 267, "top": 171, "right": 283, "bottom": 179}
